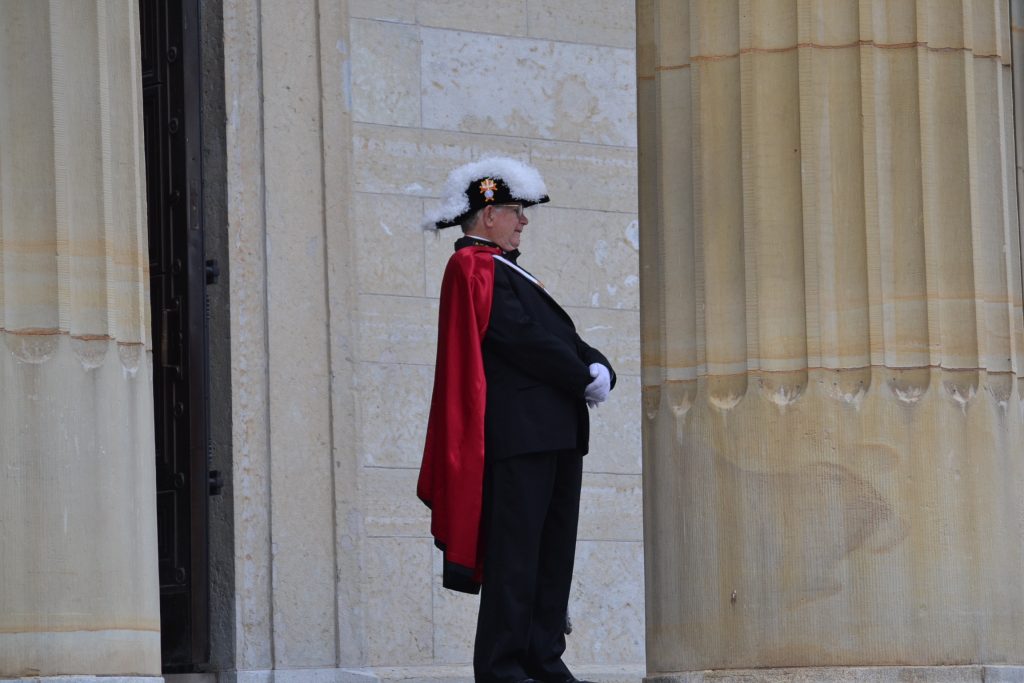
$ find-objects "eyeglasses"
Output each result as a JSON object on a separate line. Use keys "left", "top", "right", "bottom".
{"left": 495, "top": 203, "right": 527, "bottom": 219}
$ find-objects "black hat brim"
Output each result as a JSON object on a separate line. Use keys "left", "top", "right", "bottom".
{"left": 434, "top": 195, "right": 550, "bottom": 230}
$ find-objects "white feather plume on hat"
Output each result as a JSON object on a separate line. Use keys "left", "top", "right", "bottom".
{"left": 424, "top": 156, "right": 549, "bottom": 230}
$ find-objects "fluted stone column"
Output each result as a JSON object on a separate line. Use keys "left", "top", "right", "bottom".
{"left": 638, "top": 1, "right": 1024, "bottom": 680}
{"left": 0, "top": 1, "right": 160, "bottom": 679}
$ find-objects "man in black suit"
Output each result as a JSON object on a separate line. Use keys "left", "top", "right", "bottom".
{"left": 418, "top": 157, "right": 614, "bottom": 683}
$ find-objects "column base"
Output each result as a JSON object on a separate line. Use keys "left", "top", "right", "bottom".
{"left": 646, "top": 666, "right": 1024, "bottom": 682}
{"left": 214, "top": 665, "right": 643, "bottom": 683}
{"left": 6, "top": 678, "right": 162, "bottom": 683}
{"left": 0, "top": 628, "right": 162, "bottom": 679}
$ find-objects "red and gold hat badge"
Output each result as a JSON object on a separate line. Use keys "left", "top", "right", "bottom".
{"left": 479, "top": 178, "right": 498, "bottom": 202}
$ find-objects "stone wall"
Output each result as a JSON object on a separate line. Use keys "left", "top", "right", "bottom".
{"left": 222, "top": 1, "right": 643, "bottom": 678}
{"left": 0, "top": 1, "right": 160, "bottom": 677}
{"left": 637, "top": 1, "right": 1024, "bottom": 680}
{"left": 348, "top": 0, "right": 643, "bottom": 672}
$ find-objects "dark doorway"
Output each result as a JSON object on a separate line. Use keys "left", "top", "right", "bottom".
{"left": 140, "top": 0, "right": 215, "bottom": 671}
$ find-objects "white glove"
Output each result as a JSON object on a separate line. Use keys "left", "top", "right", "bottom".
{"left": 584, "top": 363, "right": 611, "bottom": 405}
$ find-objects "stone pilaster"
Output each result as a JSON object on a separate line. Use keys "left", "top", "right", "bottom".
{"left": 638, "top": 1, "right": 1024, "bottom": 679}
{"left": 0, "top": 1, "right": 160, "bottom": 678}
{"left": 223, "top": 0, "right": 362, "bottom": 673}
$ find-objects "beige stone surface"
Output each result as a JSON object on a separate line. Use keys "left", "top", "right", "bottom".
{"left": 357, "top": 294, "right": 440, "bottom": 365}
{"left": 1012, "top": 0, "right": 1024, "bottom": 386}
{"left": 644, "top": 368, "right": 1024, "bottom": 671}
{"left": 0, "top": 0, "right": 148, "bottom": 343}
{"left": 0, "top": 640, "right": 161, "bottom": 683}
{"left": 860, "top": 18, "right": 930, "bottom": 371}
{"left": 430, "top": 562, "right": 648, "bottom": 678}
{"left": 365, "top": 538, "right": 434, "bottom": 666}
{"left": 1, "top": 0, "right": 644, "bottom": 679}
{"left": 261, "top": 0, "right": 337, "bottom": 667}
{"left": 354, "top": 192, "right": 427, "bottom": 296}
{"left": 565, "top": 540, "right": 645, "bottom": 665}
{"left": 431, "top": 551, "right": 479, "bottom": 664}
{"left": 355, "top": 362, "right": 434, "bottom": 468}
{"left": 640, "top": 0, "right": 1024, "bottom": 675}
{"left": 352, "top": 123, "right": 530, "bottom": 197}
{"left": 0, "top": 1, "right": 158, "bottom": 677}
{"left": 0, "top": 2, "right": 58, "bottom": 333}
{"left": 224, "top": 0, "right": 275, "bottom": 670}
{"left": 917, "top": 57, "right": 979, "bottom": 371}
{"left": 349, "top": 0, "right": 415, "bottom": 23}
{"left": 531, "top": 140, "right": 639, "bottom": 213}
{"left": 224, "top": 0, "right": 365, "bottom": 670}
{"left": 0, "top": 340, "right": 161, "bottom": 677}
{"left": 523, "top": 207, "right": 639, "bottom": 310}
{"left": 425, "top": 206, "right": 638, "bottom": 309}
{"left": 318, "top": 0, "right": 366, "bottom": 665}
{"left": 587, "top": 374, "right": 643, "bottom": 475}
{"left": 648, "top": 666, "right": 1024, "bottom": 683}
{"left": 578, "top": 473, "right": 643, "bottom": 542}
{"left": 416, "top": 0, "right": 528, "bottom": 35}
{"left": 6, "top": 677, "right": 162, "bottom": 683}
{"left": 363, "top": 467, "right": 430, "bottom": 537}
{"left": 424, "top": 228, "right": 460, "bottom": 297}
{"left": 420, "top": 28, "right": 636, "bottom": 146}
{"left": 527, "top": 0, "right": 636, "bottom": 48}
{"left": 222, "top": 0, "right": 645, "bottom": 676}
{"left": 351, "top": 19, "right": 421, "bottom": 127}
{"left": 341, "top": 664, "right": 642, "bottom": 683}
{"left": 569, "top": 306, "right": 641, "bottom": 376}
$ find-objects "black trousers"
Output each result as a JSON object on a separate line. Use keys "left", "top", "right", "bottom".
{"left": 473, "top": 449, "right": 583, "bottom": 683}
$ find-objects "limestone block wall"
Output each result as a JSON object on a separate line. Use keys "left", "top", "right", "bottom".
{"left": 0, "top": 0, "right": 160, "bottom": 677}
{"left": 223, "top": 0, "right": 360, "bottom": 675}
{"left": 638, "top": 0, "right": 1024, "bottom": 678}
{"left": 349, "top": 0, "right": 643, "bottom": 672}
{"left": 222, "top": 0, "right": 643, "bottom": 677}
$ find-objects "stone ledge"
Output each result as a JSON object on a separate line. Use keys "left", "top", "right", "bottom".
{"left": 4, "top": 678, "right": 163, "bottom": 683}
{"left": 646, "top": 666, "right": 1024, "bottom": 683}
{"left": 220, "top": 665, "right": 643, "bottom": 683}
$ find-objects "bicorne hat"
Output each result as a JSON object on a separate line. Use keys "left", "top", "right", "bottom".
{"left": 424, "top": 156, "right": 550, "bottom": 230}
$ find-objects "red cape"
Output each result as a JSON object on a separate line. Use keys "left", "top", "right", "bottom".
{"left": 417, "top": 245, "right": 499, "bottom": 593}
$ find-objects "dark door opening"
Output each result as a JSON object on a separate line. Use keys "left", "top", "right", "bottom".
{"left": 140, "top": 0, "right": 215, "bottom": 671}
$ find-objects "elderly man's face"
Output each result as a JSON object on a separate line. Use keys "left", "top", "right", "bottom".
{"left": 481, "top": 203, "right": 528, "bottom": 251}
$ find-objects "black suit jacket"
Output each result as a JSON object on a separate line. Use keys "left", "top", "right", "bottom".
{"left": 481, "top": 256, "right": 615, "bottom": 460}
